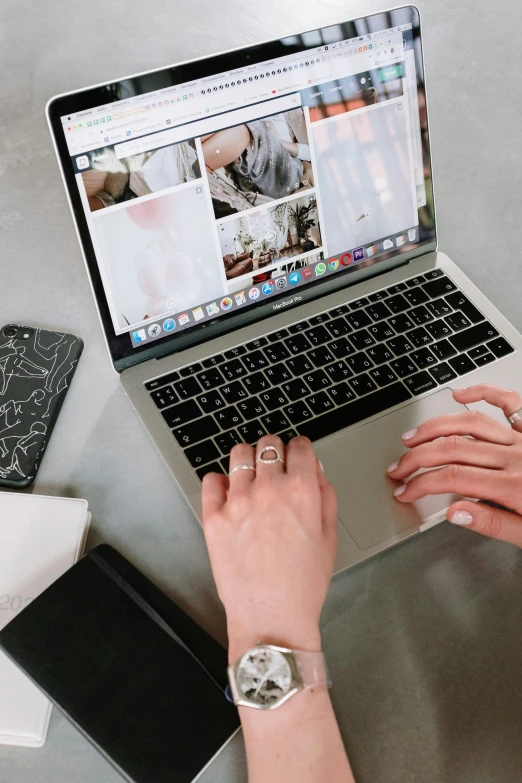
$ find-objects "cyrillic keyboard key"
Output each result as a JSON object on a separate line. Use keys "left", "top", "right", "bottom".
{"left": 197, "top": 390, "right": 226, "bottom": 413}
{"left": 242, "top": 350, "right": 269, "bottom": 372}
{"left": 367, "top": 344, "right": 394, "bottom": 364}
{"left": 298, "top": 382, "right": 411, "bottom": 441}
{"left": 261, "top": 410, "right": 291, "bottom": 433}
{"left": 422, "top": 276, "right": 457, "bottom": 298}
{"left": 411, "top": 348, "right": 437, "bottom": 369}
{"left": 307, "top": 392, "right": 336, "bottom": 415}
{"left": 473, "top": 352, "right": 496, "bottom": 367}
{"left": 427, "top": 298, "right": 452, "bottom": 318}
{"left": 429, "top": 362, "right": 457, "bottom": 384}
{"left": 430, "top": 339, "right": 457, "bottom": 361}
{"left": 445, "top": 313, "right": 472, "bottom": 332}
{"left": 303, "top": 369, "right": 332, "bottom": 392}
{"left": 196, "top": 462, "right": 223, "bottom": 481}
{"left": 346, "top": 352, "right": 373, "bottom": 374}
{"left": 283, "top": 400, "right": 313, "bottom": 425}
{"left": 259, "top": 388, "right": 289, "bottom": 411}
{"left": 215, "top": 430, "right": 241, "bottom": 455}
{"left": 324, "top": 361, "right": 353, "bottom": 383}
{"left": 308, "top": 346, "right": 335, "bottom": 367}
{"left": 390, "top": 357, "right": 417, "bottom": 378}
{"left": 329, "top": 338, "right": 355, "bottom": 358}
{"left": 287, "top": 355, "right": 314, "bottom": 376}
{"left": 184, "top": 439, "right": 220, "bottom": 468}
{"left": 285, "top": 333, "right": 312, "bottom": 354}
{"left": 325, "top": 317, "right": 352, "bottom": 338}
{"left": 388, "top": 313, "right": 415, "bottom": 333}
{"left": 349, "top": 373, "right": 378, "bottom": 396}
{"left": 282, "top": 379, "right": 312, "bottom": 402}
{"left": 404, "top": 371, "right": 438, "bottom": 395}
{"left": 368, "top": 322, "right": 395, "bottom": 342}
{"left": 407, "top": 327, "right": 433, "bottom": 348}
{"left": 370, "top": 366, "right": 398, "bottom": 387}
{"left": 425, "top": 319, "right": 452, "bottom": 341}
{"left": 409, "top": 305, "right": 433, "bottom": 325}
{"left": 197, "top": 368, "right": 225, "bottom": 390}
{"left": 237, "top": 397, "right": 266, "bottom": 420}
{"left": 214, "top": 405, "right": 244, "bottom": 430}
{"left": 162, "top": 399, "right": 201, "bottom": 427}
{"left": 264, "top": 363, "right": 292, "bottom": 385}
{"left": 150, "top": 386, "right": 178, "bottom": 409}
{"left": 173, "top": 416, "right": 219, "bottom": 447}
{"left": 448, "top": 354, "right": 477, "bottom": 376}
{"left": 220, "top": 381, "right": 248, "bottom": 404}
{"left": 328, "top": 382, "right": 357, "bottom": 406}
{"left": 449, "top": 322, "right": 499, "bottom": 352}
{"left": 445, "top": 292, "right": 484, "bottom": 324}
{"left": 146, "top": 370, "right": 180, "bottom": 391}
{"left": 237, "top": 421, "right": 267, "bottom": 444}
{"left": 404, "top": 287, "right": 429, "bottom": 306}
{"left": 263, "top": 343, "right": 290, "bottom": 363}
{"left": 349, "top": 329, "right": 376, "bottom": 351}
{"left": 387, "top": 335, "right": 414, "bottom": 356}
{"left": 242, "top": 372, "right": 269, "bottom": 394}
{"left": 306, "top": 326, "right": 331, "bottom": 346}
{"left": 220, "top": 359, "right": 248, "bottom": 380}
{"left": 487, "top": 336, "right": 514, "bottom": 358}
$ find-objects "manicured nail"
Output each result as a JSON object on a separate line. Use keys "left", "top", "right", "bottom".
{"left": 387, "top": 461, "right": 399, "bottom": 473}
{"left": 394, "top": 484, "right": 406, "bottom": 497}
{"left": 449, "top": 510, "right": 473, "bottom": 526}
{"left": 453, "top": 387, "right": 468, "bottom": 393}
{"left": 318, "top": 460, "right": 324, "bottom": 473}
{"left": 402, "top": 428, "right": 417, "bottom": 441}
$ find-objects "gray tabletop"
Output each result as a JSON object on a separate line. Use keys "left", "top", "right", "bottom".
{"left": 2, "top": 1, "right": 522, "bottom": 781}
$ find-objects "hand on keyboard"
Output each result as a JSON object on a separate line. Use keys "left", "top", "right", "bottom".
{"left": 388, "top": 384, "right": 522, "bottom": 548}
{"left": 201, "top": 435, "right": 337, "bottom": 663}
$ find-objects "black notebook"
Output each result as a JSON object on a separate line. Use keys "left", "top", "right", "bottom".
{"left": 0, "top": 544, "right": 240, "bottom": 783}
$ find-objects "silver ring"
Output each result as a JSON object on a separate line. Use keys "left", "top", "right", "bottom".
{"left": 229, "top": 463, "right": 256, "bottom": 476}
{"left": 507, "top": 407, "right": 522, "bottom": 425}
{"left": 255, "top": 446, "right": 285, "bottom": 465}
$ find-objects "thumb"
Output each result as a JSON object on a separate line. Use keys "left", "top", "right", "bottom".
{"left": 448, "top": 501, "right": 522, "bottom": 549}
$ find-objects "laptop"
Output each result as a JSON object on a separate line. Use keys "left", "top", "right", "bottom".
{"left": 47, "top": 5, "right": 522, "bottom": 572}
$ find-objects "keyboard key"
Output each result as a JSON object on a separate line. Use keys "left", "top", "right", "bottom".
{"left": 487, "top": 336, "right": 514, "bottom": 358}
{"left": 409, "top": 305, "right": 433, "bottom": 325}
{"left": 285, "top": 333, "right": 312, "bottom": 355}
{"left": 346, "top": 352, "right": 373, "bottom": 374}
{"left": 162, "top": 399, "right": 201, "bottom": 427}
{"left": 287, "top": 355, "right": 314, "bottom": 376}
{"left": 346, "top": 310, "right": 372, "bottom": 330}
{"left": 473, "top": 352, "right": 496, "bottom": 367}
{"left": 307, "top": 392, "right": 336, "bottom": 415}
{"left": 429, "top": 362, "right": 457, "bottom": 384}
{"left": 214, "top": 405, "right": 244, "bottom": 430}
{"left": 197, "top": 390, "right": 226, "bottom": 412}
{"left": 261, "top": 410, "right": 291, "bottom": 433}
{"left": 174, "top": 376, "right": 202, "bottom": 400}
{"left": 283, "top": 400, "right": 313, "bottom": 425}
{"left": 268, "top": 329, "right": 289, "bottom": 342}
{"left": 384, "top": 294, "right": 409, "bottom": 314}
{"left": 259, "top": 388, "right": 289, "bottom": 411}
{"left": 366, "top": 302, "right": 392, "bottom": 321}
{"left": 146, "top": 370, "right": 180, "bottom": 391}
{"left": 404, "top": 287, "right": 429, "bottom": 307}
{"left": 220, "top": 457, "right": 230, "bottom": 473}
{"left": 370, "top": 366, "right": 398, "bottom": 387}
{"left": 411, "top": 348, "right": 437, "bottom": 369}
{"left": 407, "top": 327, "right": 433, "bottom": 348}
{"left": 329, "top": 337, "right": 355, "bottom": 358}
{"left": 242, "top": 350, "right": 269, "bottom": 372}
{"left": 303, "top": 369, "right": 333, "bottom": 392}
{"left": 427, "top": 298, "right": 452, "bottom": 318}
{"left": 215, "top": 430, "right": 241, "bottom": 456}
{"left": 225, "top": 346, "right": 246, "bottom": 359}
{"left": 237, "top": 397, "right": 266, "bottom": 420}
{"left": 184, "top": 439, "right": 220, "bottom": 468}
{"left": 196, "top": 462, "right": 224, "bottom": 481}
{"left": 368, "top": 322, "right": 395, "bottom": 342}
{"left": 180, "top": 363, "right": 203, "bottom": 377}
{"left": 406, "top": 275, "right": 426, "bottom": 287}
{"left": 308, "top": 346, "right": 335, "bottom": 367}
{"left": 279, "top": 429, "right": 299, "bottom": 445}
{"left": 202, "top": 355, "right": 224, "bottom": 368}
{"left": 328, "top": 382, "right": 356, "bottom": 406}
{"left": 388, "top": 313, "right": 415, "bottom": 333}
{"left": 264, "top": 363, "right": 292, "bottom": 385}
{"left": 237, "top": 421, "right": 267, "bottom": 444}
{"left": 324, "top": 361, "right": 353, "bottom": 383}
{"left": 448, "top": 354, "right": 476, "bottom": 376}
{"left": 368, "top": 290, "right": 388, "bottom": 302}
{"left": 328, "top": 305, "right": 350, "bottom": 317}
{"left": 242, "top": 372, "right": 269, "bottom": 394}
{"left": 325, "top": 317, "right": 352, "bottom": 338}
{"left": 349, "top": 329, "right": 376, "bottom": 351}
{"left": 220, "top": 381, "right": 248, "bottom": 404}
{"left": 309, "top": 313, "right": 330, "bottom": 326}
{"left": 263, "top": 343, "right": 290, "bottom": 363}
{"left": 445, "top": 313, "right": 472, "bottom": 332}
{"left": 387, "top": 335, "right": 414, "bottom": 356}
{"left": 449, "top": 322, "right": 499, "bottom": 353}
{"left": 288, "top": 321, "right": 308, "bottom": 333}
{"left": 386, "top": 283, "right": 408, "bottom": 294}
{"left": 173, "top": 415, "right": 219, "bottom": 447}
{"left": 445, "top": 292, "right": 484, "bottom": 324}
{"left": 150, "top": 386, "right": 178, "bottom": 409}
{"left": 422, "top": 276, "right": 457, "bottom": 298}
{"left": 197, "top": 368, "right": 225, "bottom": 390}
{"left": 424, "top": 269, "right": 445, "bottom": 280}
{"left": 298, "top": 382, "right": 411, "bottom": 441}
{"left": 350, "top": 373, "right": 378, "bottom": 396}
{"left": 425, "top": 319, "right": 452, "bottom": 341}
{"left": 367, "top": 344, "right": 394, "bottom": 364}
{"left": 390, "top": 357, "right": 417, "bottom": 378}
{"left": 306, "top": 326, "right": 331, "bottom": 346}
{"left": 246, "top": 337, "right": 268, "bottom": 350}
{"left": 468, "top": 345, "right": 489, "bottom": 360}
{"left": 430, "top": 339, "right": 457, "bottom": 361}
{"left": 350, "top": 297, "right": 369, "bottom": 309}
{"left": 404, "top": 371, "right": 438, "bottom": 395}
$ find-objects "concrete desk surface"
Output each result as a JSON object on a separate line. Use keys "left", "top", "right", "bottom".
{"left": 1, "top": 1, "right": 522, "bottom": 781}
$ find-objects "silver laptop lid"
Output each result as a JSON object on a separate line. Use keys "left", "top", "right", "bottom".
{"left": 47, "top": 5, "right": 436, "bottom": 371}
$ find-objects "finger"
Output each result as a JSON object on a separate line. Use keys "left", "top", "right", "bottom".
{"left": 401, "top": 410, "right": 516, "bottom": 448}
{"left": 285, "top": 436, "right": 317, "bottom": 476}
{"left": 228, "top": 443, "right": 256, "bottom": 490}
{"left": 388, "top": 436, "right": 509, "bottom": 481}
{"left": 453, "top": 385, "right": 522, "bottom": 432}
{"left": 317, "top": 459, "right": 338, "bottom": 543}
{"left": 393, "top": 464, "right": 521, "bottom": 513}
{"left": 201, "top": 472, "right": 228, "bottom": 522}
{"left": 448, "top": 500, "right": 522, "bottom": 549}
{"left": 255, "top": 435, "right": 286, "bottom": 479}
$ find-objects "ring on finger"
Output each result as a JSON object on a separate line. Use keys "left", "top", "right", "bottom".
{"left": 229, "top": 463, "right": 256, "bottom": 476}
{"left": 255, "top": 446, "right": 285, "bottom": 466}
{"left": 506, "top": 407, "right": 522, "bottom": 426}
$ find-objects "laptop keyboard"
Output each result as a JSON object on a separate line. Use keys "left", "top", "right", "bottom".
{"left": 144, "top": 270, "right": 514, "bottom": 480}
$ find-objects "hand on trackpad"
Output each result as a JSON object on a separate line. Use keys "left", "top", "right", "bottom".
{"left": 314, "top": 389, "right": 467, "bottom": 550}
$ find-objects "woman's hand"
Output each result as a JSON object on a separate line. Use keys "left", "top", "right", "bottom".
{"left": 388, "top": 384, "right": 522, "bottom": 547}
{"left": 202, "top": 435, "right": 337, "bottom": 662}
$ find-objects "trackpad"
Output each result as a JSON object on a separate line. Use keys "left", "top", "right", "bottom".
{"left": 314, "top": 389, "right": 467, "bottom": 550}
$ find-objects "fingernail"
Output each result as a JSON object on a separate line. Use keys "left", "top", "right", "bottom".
{"left": 387, "top": 461, "right": 399, "bottom": 473}
{"left": 394, "top": 484, "right": 406, "bottom": 497}
{"left": 318, "top": 460, "right": 324, "bottom": 473}
{"left": 402, "top": 428, "right": 417, "bottom": 441}
{"left": 453, "top": 387, "right": 468, "bottom": 393}
{"left": 449, "top": 510, "right": 473, "bottom": 526}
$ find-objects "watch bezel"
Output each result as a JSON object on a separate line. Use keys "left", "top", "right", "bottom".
{"left": 228, "top": 644, "right": 304, "bottom": 711}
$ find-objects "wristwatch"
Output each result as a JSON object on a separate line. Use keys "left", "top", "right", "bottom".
{"left": 227, "top": 643, "right": 330, "bottom": 710}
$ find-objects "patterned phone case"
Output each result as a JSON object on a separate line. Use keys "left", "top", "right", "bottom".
{"left": 0, "top": 326, "right": 83, "bottom": 488}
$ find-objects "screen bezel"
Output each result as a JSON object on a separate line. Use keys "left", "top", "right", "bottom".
{"left": 47, "top": 4, "right": 436, "bottom": 372}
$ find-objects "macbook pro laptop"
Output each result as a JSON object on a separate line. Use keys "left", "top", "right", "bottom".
{"left": 47, "top": 5, "right": 522, "bottom": 572}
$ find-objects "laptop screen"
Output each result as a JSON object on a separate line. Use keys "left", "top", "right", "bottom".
{"left": 49, "top": 5, "right": 435, "bottom": 368}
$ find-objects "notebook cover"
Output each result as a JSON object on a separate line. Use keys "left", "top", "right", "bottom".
{"left": 0, "top": 492, "right": 90, "bottom": 747}
{"left": 0, "top": 544, "right": 240, "bottom": 782}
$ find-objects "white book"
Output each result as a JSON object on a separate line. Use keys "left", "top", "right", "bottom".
{"left": 0, "top": 492, "right": 90, "bottom": 747}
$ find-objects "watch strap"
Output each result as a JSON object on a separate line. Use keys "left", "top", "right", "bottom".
{"left": 295, "top": 650, "right": 330, "bottom": 690}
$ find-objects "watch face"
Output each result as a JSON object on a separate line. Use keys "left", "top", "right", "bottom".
{"left": 237, "top": 647, "right": 293, "bottom": 706}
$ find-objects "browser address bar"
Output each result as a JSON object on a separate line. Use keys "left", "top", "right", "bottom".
{"left": 114, "top": 94, "right": 301, "bottom": 159}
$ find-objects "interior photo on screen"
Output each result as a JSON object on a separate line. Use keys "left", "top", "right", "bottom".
{"left": 217, "top": 194, "right": 322, "bottom": 280}
{"left": 202, "top": 107, "right": 315, "bottom": 219}
{"left": 226, "top": 252, "right": 324, "bottom": 293}
{"left": 312, "top": 101, "right": 417, "bottom": 255}
{"left": 81, "top": 140, "right": 201, "bottom": 212}
{"left": 92, "top": 186, "right": 221, "bottom": 331}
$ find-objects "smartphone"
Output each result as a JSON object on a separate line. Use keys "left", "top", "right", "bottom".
{"left": 0, "top": 324, "right": 83, "bottom": 489}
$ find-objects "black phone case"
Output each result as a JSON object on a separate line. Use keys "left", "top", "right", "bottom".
{"left": 0, "top": 326, "right": 83, "bottom": 488}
